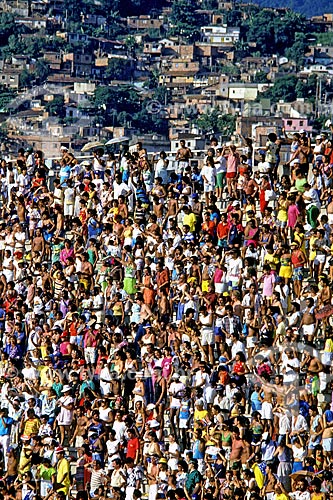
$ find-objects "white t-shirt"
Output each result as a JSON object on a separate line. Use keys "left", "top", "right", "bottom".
{"left": 56, "top": 395, "right": 74, "bottom": 425}
{"left": 169, "top": 381, "right": 186, "bottom": 408}
{"left": 215, "top": 156, "right": 227, "bottom": 174}
{"left": 113, "top": 181, "right": 131, "bottom": 199}
{"left": 281, "top": 355, "right": 300, "bottom": 384}
{"left": 201, "top": 165, "right": 216, "bottom": 185}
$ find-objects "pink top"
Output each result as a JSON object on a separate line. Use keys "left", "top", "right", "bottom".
{"left": 263, "top": 273, "right": 275, "bottom": 298}
{"left": 161, "top": 356, "right": 173, "bottom": 379}
{"left": 214, "top": 268, "right": 224, "bottom": 284}
{"left": 287, "top": 204, "right": 300, "bottom": 228}
{"left": 227, "top": 154, "right": 239, "bottom": 174}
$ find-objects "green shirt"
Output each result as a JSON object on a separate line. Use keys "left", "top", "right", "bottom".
{"left": 39, "top": 464, "right": 56, "bottom": 480}
{"left": 185, "top": 470, "right": 201, "bottom": 495}
{"left": 295, "top": 178, "right": 307, "bottom": 193}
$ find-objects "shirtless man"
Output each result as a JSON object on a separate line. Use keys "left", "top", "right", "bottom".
{"left": 299, "top": 297, "right": 317, "bottom": 343}
{"left": 229, "top": 427, "right": 245, "bottom": 467}
{"left": 118, "top": 195, "right": 128, "bottom": 220}
{"left": 189, "top": 256, "right": 201, "bottom": 284}
{"left": 152, "top": 196, "right": 164, "bottom": 226}
{"left": 54, "top": 206, "right": 64, "bottom": 237}
{"left": 136, "top": 142, "right": 147, "bottom": 163}
{"left": 146, "top": 454, "right": 159, "bottom": 500}
{"left": 175, "top": 140, "right": 192, "bottom": 177}
{"left": 201, "top": 255, "right": 212, "bottom": 292}
{"left": 79, "top": 252, "right": 94, "bottom": 290}
{"left": 327, "top": 193, "right": 333, "bottom": 226}
{"left": 70, "top": 406, "right": 89, "bottom": 447}
{"left": 163, "top": 192, "right": 178, "bottom": 227}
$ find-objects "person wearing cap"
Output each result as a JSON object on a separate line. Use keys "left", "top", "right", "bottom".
{"left": 21, "top": 409, "right": 40, "bottom": 439}
{"left": 169, "top": 373, "right": 186, "bottom": 438}
{"left": 55, "top": 385, "right": 74, "bottom": 445}
{"left": 36, "top": 457, "right": 56, "bottom": 497}
{"left": 184, "top": 459, "right": 202, "bottom": 498}
{"left": 182, "top": 206, "right": 197, "bottom": 235}
{"left": 201, "top": 155, "right": 216, "bottom": 207}
{"left": 0, "top": 408, "right": 13, "bottom": 470}
{"left": 290, "top": 242, "right": 306, "bottom": 299}
{"left": 55, "top": 446, "right": 71, "bottom": 496}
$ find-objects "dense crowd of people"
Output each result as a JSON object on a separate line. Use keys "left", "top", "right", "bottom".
{"left": 0, "top": 130, "right": 332, "bottom": 500}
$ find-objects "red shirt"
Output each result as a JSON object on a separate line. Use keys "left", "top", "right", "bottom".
{"left": 126, "top": 437, "right": 140, "bottom": 459}
{"left": 217, "top": 221, "right": 228, "bottom": 239}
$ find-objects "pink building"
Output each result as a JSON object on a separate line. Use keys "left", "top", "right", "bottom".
{"left": 282, "top": 118, "right": 312, "bottom": 133}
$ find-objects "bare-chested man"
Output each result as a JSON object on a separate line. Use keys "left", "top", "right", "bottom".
{"left": 70, "top": 406, "right": 89, "bottom": 447}
{"left": 299, "top": 297, "right": 317, "bottom": 343}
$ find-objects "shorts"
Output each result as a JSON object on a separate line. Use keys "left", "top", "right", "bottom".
{"left": 85, "top": 346, "right": 97, "bottom": 364}
{"left": 292, "top": 267, "right": 303, "bottom": 281}
{"left": 308, "top": 436, "right": 322, "bottom": 449}
{"left": 216, "top": 172, "right": 226, "bottom": 188}
{"left": 226, "top": 172, "right": 236, "bottom": 179}
{"left": 202, "top": 279, "right": 210, "bottom": 292}
{"left": 314, "top": 254, "right": 326, "bottom": 265}
{"left": 64, "top": 204, "right": 74, "bottom": 217}
{"left": 322, "top": 437, "right": 333, "bottom": 452}
{"left": 276, "top": 219, "right": 287, "bottom": 228}
{"left": 218, "top": 238, "right": 228, "bottom": 249}
{"left": 204, "top": 183, "right": 214, "bottom": 193}
{"left": 179, "top": 418, "right": 189, "bottom": 429}
{"left": 302, "top": 324, "right": 315, "bottom": 337}
{"left": 201, "top": 328, "right": 214, "bottom": 346}
{"left": 261, "top": 401, "right": 273, "bottom": 420}
{"left": 279, "top": 265, "right": 292, "bottom": 279}
{"left": 246, "top": 336, "right": 258, "bottom": 348}
{"left": 214, "top": 326, "right": 223, "bottom": 337}
{"left": 214, "top": 283, "right": 225, "bottom": 294}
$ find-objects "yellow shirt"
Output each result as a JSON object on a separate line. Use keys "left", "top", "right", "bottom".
{"left": 264, "top": 253, "right": 279, "bottom": 271}
{"left": 183, "top": 213, "right": 197, "bottom": 233}
{"left": 194, "top": 409, "right": 208, "bottom": 428}
{"left": 23, "top": 417, "right": 40, "bottom": 437}
{"left": 57, "top": 457, "right": 71, "bottom": 494}
{"left": 19, "top": 447, "right": 33, "bottom": 474}
{"left": 38, "top": 365, "right": 53, "bottom": 388}
{"left": 275, "top": 494, "right": 289, "bottom": 500}
{"left": 294, "top": 232, "right": 306, "bottom": 254}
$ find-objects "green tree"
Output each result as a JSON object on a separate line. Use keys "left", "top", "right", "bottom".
{"left": 169, "top": 0, "right": 202, "bottom": 41}
{"left": 19, "top": 70, "right": 34, "bottom": 88}
{"left": 0, "top": 88, "right": 16, "bottom": 111}
{"left": 242, "top": 8, "right": 309, "bottom": 56}
{"left": 196, "top": 108, "right": 236, "bottom": 136}
{"left": 263, "top": 75, "right": 298, "bottom": 102}
{"left": 285, "top": 33, "right": 308, "bottom": 70}
{"left": 0, "top": 13, "right": 17, "bottom": 46}
{"left": 254, "top": 71, "right": 269, "bottom": 83}
{"left": 295, "top": 75, "right": 318, "bottom": 102}
{"left": 105, "top": 59, "right": 132, "bottom": 81}
{"left": 92, "top": 86, "right": 140, "bottom": 125}
{"left": 45, "top": 96, "right": 65, "bottom": 118}
{"left": 35, "top": 60, "right": 50, "bottom": 83}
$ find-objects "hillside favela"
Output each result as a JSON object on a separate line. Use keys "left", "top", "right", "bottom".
{"left": 1, "top": 0, "right": 333, "bottom": 499}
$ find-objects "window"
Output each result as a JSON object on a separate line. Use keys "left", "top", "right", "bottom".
{"left": 187, "top": 142, "right": 191, "bottom": 147}
{"left": 287, "top": 120, "right": 292, "bottom": 126}
{"left": 299, "top": 120, "right": 304, "bottom": 126}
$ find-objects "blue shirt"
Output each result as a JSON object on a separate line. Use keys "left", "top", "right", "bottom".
{"left": 0, "top": 416, "right": 13, "bottom": 436}
{"left": 0, "top": 308, "right": 5, "bottom": 330}
{"left": 59, "top": 165, "right": 71, "bottom": 186}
